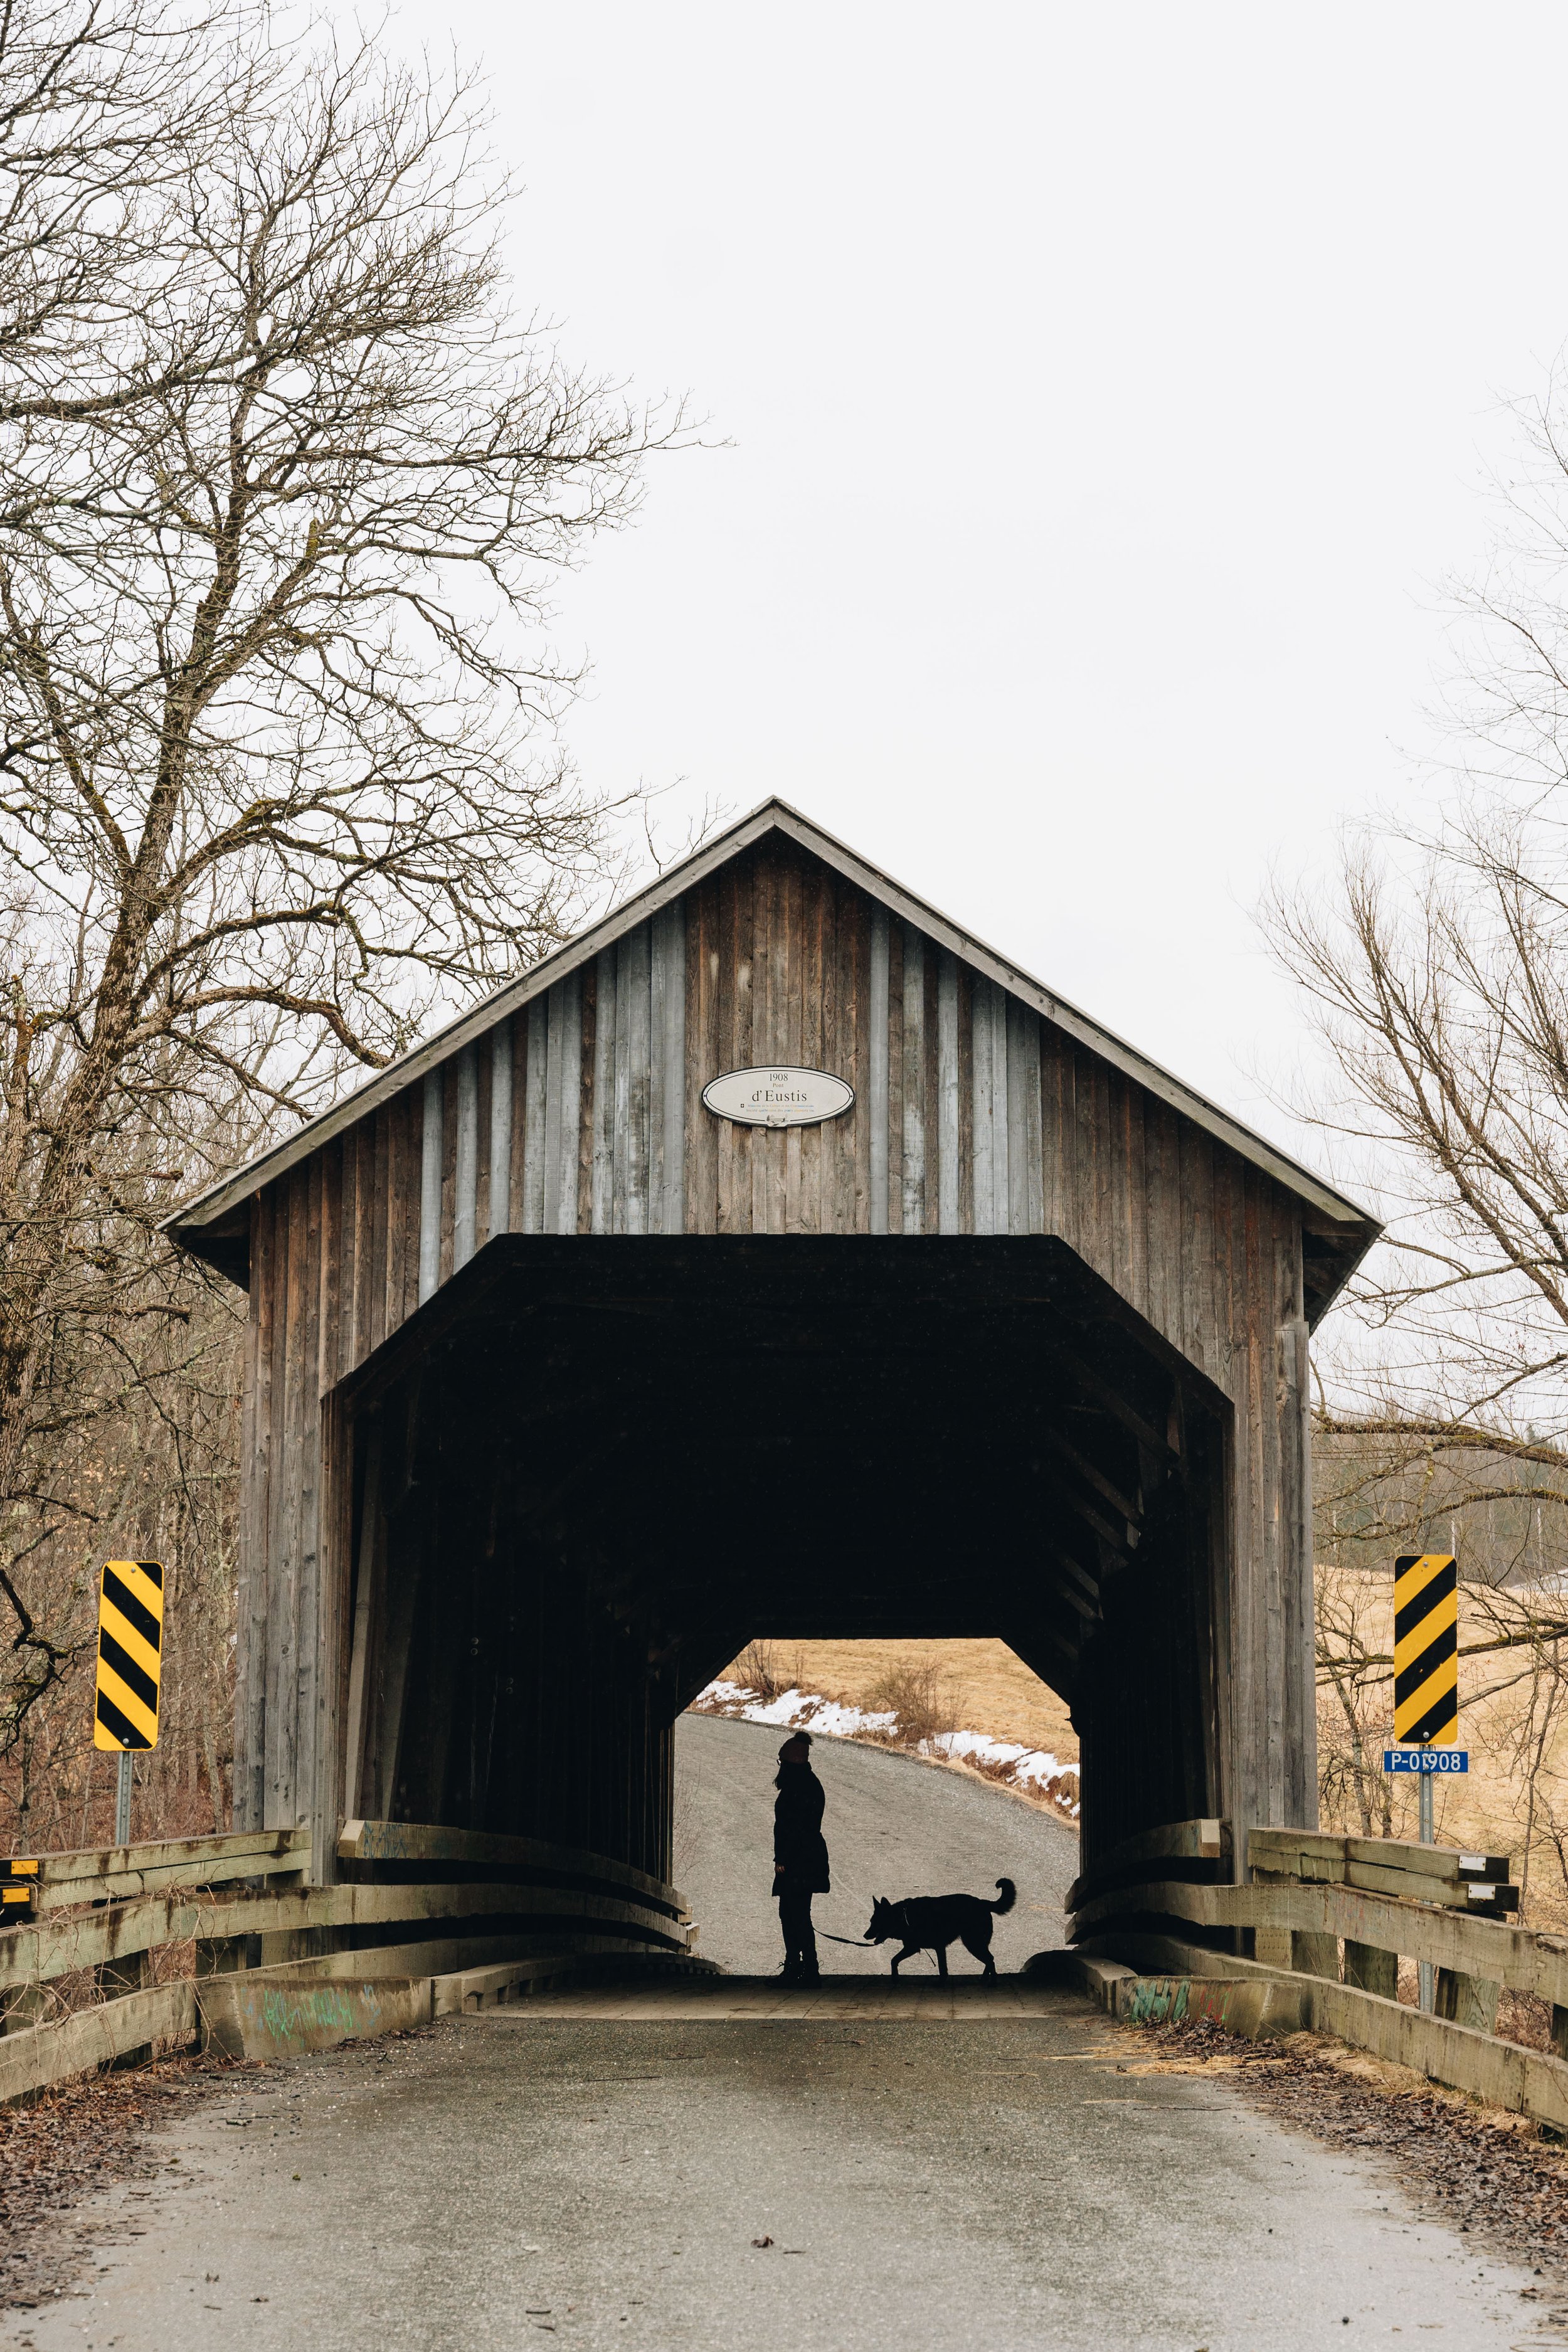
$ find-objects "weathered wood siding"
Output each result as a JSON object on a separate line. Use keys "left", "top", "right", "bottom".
{"left": 238, "top": 837, "right": 1314, "bottom": 1867}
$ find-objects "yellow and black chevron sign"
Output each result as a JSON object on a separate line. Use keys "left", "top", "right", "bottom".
{"left": 93, "top": 1560, "right": 164, "bottom": 1752}
{"left": 1394, "top": 1552, "right": 1458, "bottom": 1745}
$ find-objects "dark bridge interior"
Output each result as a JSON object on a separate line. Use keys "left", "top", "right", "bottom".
{"left": 337, "top": 1237, "right": 1233, "bottom": 1881}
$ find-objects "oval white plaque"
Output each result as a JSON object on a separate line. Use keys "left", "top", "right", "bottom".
{"left": 701, "top": 1065, "right": 855, "bottom": 1130}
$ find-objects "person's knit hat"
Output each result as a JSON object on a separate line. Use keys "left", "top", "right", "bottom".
{"left": 777, "top": 1730, "right": 812, "bottom": 1764}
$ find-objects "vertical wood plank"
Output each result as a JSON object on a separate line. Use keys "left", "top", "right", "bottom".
{"left": 936, "top": 949, "right": 960, "bottom": 1233}
{"left": 558, "top": 972, "right": 583, "bottom": 1234}
{"left": 509, "top": 1012, "right": 529, "bottom": 1232}
{"left": 754, "top": 850, "right": 784, "bottom": 1235}
{"left": 573, "top": 966, "right": 594, "bottom": 1234}
{"left": 346, "top": 1128, "right": 368, "bottom": 1372}
{"left": 1052, "top": 1031, "right": 1080, "bottom": 1258}
{"left": 1006, "top": 998, "right": 1038, "bottom": 1234}
{"left": 523, "top": 999, "right": 548, "bottom": 1233}
{"left": 1037, "top": 1019, "right": 1062, "bottom": 1244}
{"left": 716, "top": 865, "right": 740, "bottom": 1233}
{"left": 591, "top": 946, "right": 617, "bottom": 1234}
{"left": 418, "top": 1071, "right": 442, "bottom": 1305}
{"left": 956, "top": 965, "right": 974, "bottom": 1233}
{"left": 236, "top": 1194, "right": 272, "bottom": 1830}
{"left": 1122, "top": 1078, "right": 1150, "bottom": 1322}
{"left": 1144, "top": 1095, "right": 1177, "bottom": 1349}
{"left": 453, "top": 1042, "right": 479, "bottom": 1272}
{"left": 625, "top": 918, "right": 651, "bottom": 1235}
{"left": 868, "top": 903, "right": 889, "bottom": 1235}
{"left": 686, "top": 889, "right": 715, "bottom": 1234}
{"left": 543, "top": 985, "right": 566, "bottom": 1235}
{"left": 650, "top": 898, "right": 686, "bottom": 1235}
{"left": 1278, "top": 1214, "right": 1315, "bottom": 1826}
{"left": 265, "top": 1169, "right": 307, "bottom": 1826}
{"left": 438, "top": 1059, "right": 458, "bottom": 1288}
{"left": 972, "top": 975, "right": 994, "bottom": 1235}
{"left": 901, "top": 922, "right": 925, "bottom": 1236}
{"left": 813, "top": 868, "right": 838, "bottom": 1234}
{"left": 396, "top": 1084, "right": 421, "bottom": 1333}
{"left": 488, "top": 1022, "right": 513, "bottom": 1240}
{"left": 788, "top": 854, "right": 806, "bottom": 1223}
{"left": 373, "top": 1105, "right": 395, "bottom": 1350}
{"left": 319, "top": 1137, "right": 343, "bottom": 1397}
{"left": 886, "top": 918, "right": 904, "bottom": 1234}
{"left": 295, "top": 1157, "right": 324, "bottom": 1835}
{"left": 733, "top": 855, "right": 756, "bottom": 1231}
{"left": 991, "top": 983, "right": 1010, "bottom": 1232}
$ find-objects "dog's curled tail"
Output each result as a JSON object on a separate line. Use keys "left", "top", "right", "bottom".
{"left": 992, "top": 1877, "right": 1017, "bottom": 1915}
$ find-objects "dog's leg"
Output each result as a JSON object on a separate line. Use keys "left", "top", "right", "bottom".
{"left": 936, "top": 1943, "right": 949, "bottom": 1979}
{"left": 960, "top": 1927, "right": 997, "bottom": 1977}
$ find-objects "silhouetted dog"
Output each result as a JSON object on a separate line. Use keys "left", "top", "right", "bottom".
{"left": 864, "top": 1878, "right": 1017, "bottom": 1977}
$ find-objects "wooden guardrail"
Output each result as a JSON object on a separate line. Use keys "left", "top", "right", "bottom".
{"left": 1069, "top": 1816, "right": 1568, "bottom": 2134}
{"left": 0, "top": 1820, "right": 702, "bottom": 2105}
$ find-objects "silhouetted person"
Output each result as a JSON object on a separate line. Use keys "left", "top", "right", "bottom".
{"left": 773, "top": 1729, "right": 830, "bottom": 1984}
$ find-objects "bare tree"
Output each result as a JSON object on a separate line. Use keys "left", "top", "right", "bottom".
{"left": 0, "top": 0, "right": 672, "bottom": 1748}
{"left": 1266, "top": 366, "right": 1568, "bottom": 1870}
{"left": 1264, "top": 364, "right": 1568, "bottom": 1539}
{"left": 0, "top": 0, "right": 239, "bottom": 371}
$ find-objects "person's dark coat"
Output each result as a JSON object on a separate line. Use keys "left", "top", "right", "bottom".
{"left": 773, "top": 1763, "right": 830, "bottom": 1897}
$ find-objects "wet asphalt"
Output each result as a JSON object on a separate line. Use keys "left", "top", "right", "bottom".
{"left": 1, "top": 2005, "right": 1557, "bottom": 2352}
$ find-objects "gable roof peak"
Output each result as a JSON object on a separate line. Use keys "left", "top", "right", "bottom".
{"left": 162, "top": 793, "right": 1378, "bottom": 1293}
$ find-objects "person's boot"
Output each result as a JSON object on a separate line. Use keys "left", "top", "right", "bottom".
{"left": 797, "top": 1957, "right": 822, "bottom": 1986}
{"left": 779, "top": 1956, "right": 802, "bottom": 1984}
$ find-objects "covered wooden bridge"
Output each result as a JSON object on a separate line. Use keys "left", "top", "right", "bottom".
{"left": 166, "top": 802, "right": 1376, "bottom": 1895}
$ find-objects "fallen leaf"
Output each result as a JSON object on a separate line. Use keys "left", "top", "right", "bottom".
{"left": 751, "top": 2236, "right": 773, "bottom": 2249}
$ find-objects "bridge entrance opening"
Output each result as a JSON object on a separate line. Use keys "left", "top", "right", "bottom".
{"left": 333, "top": 1233, "right": 1232, "bottom": 1891}
{"left": 175, "top": 808, "right": 1367, "bottom": 1904}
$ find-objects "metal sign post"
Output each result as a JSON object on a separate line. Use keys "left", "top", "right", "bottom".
{"left": 1385, "top": 1551, "right": 1463, "bottom": 2014}
{"left": 93, "top": 1560, "right": 164, "bottom": 1848}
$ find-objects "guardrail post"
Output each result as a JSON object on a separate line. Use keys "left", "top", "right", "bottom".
{"left": 1435, "top": 1968, "right": 1500, "bottom": 2033}
{"left": 1291, "top": 1930, "right": 1340, "bottom": 1981}
{"left": 96, "top": 1947, "right": 152, "bottom": 2068}
{"left": 194, "top": 1938, "right": 246, "bottom": 1978}
{"left": 97, "top": 1951, "right": 147, "bottom": 2000}
{"left": 2, "top": 1983, "right": 50, "bottom": 2035}
{"left": 1343, "top": 1940, "right": 1397, "bottom": 1999}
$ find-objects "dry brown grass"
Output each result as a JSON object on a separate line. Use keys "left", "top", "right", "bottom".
{"left": 1315, "top": 1561, "right": 1568, "bottom": 1928}
{"left": 712, "top": 1638, "right": 1078, "bottom": 1761}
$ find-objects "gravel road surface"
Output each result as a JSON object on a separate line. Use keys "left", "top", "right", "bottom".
{"left": 674, "top": 1714, "right": 1076, "bottom": 1972}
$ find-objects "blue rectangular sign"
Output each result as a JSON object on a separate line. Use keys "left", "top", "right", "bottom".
{"left": 1384, "top": 1748, "right": 1468, "bottom": 1774}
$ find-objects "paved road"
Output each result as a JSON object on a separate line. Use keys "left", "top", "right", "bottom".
{"left": 674, "top": 1714, "right": 1077, "bottom": 1973}
{"left": 1, "top": 1727, "right": 1556, "bottom": 2351}
{"left": 4, "top": 2002, "right": 1552, "bottom": 2352}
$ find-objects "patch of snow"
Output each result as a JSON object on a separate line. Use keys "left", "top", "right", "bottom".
{"left": 696, "top": 1682, "right": 898, "bottom": 1739}
{"left": 690, "top": 1681, "right": 1080, "bottom": 1817}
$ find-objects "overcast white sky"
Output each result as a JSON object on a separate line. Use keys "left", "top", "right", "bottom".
{"left": 385, "top": 1, "right": 1568, "bottom": 1173}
